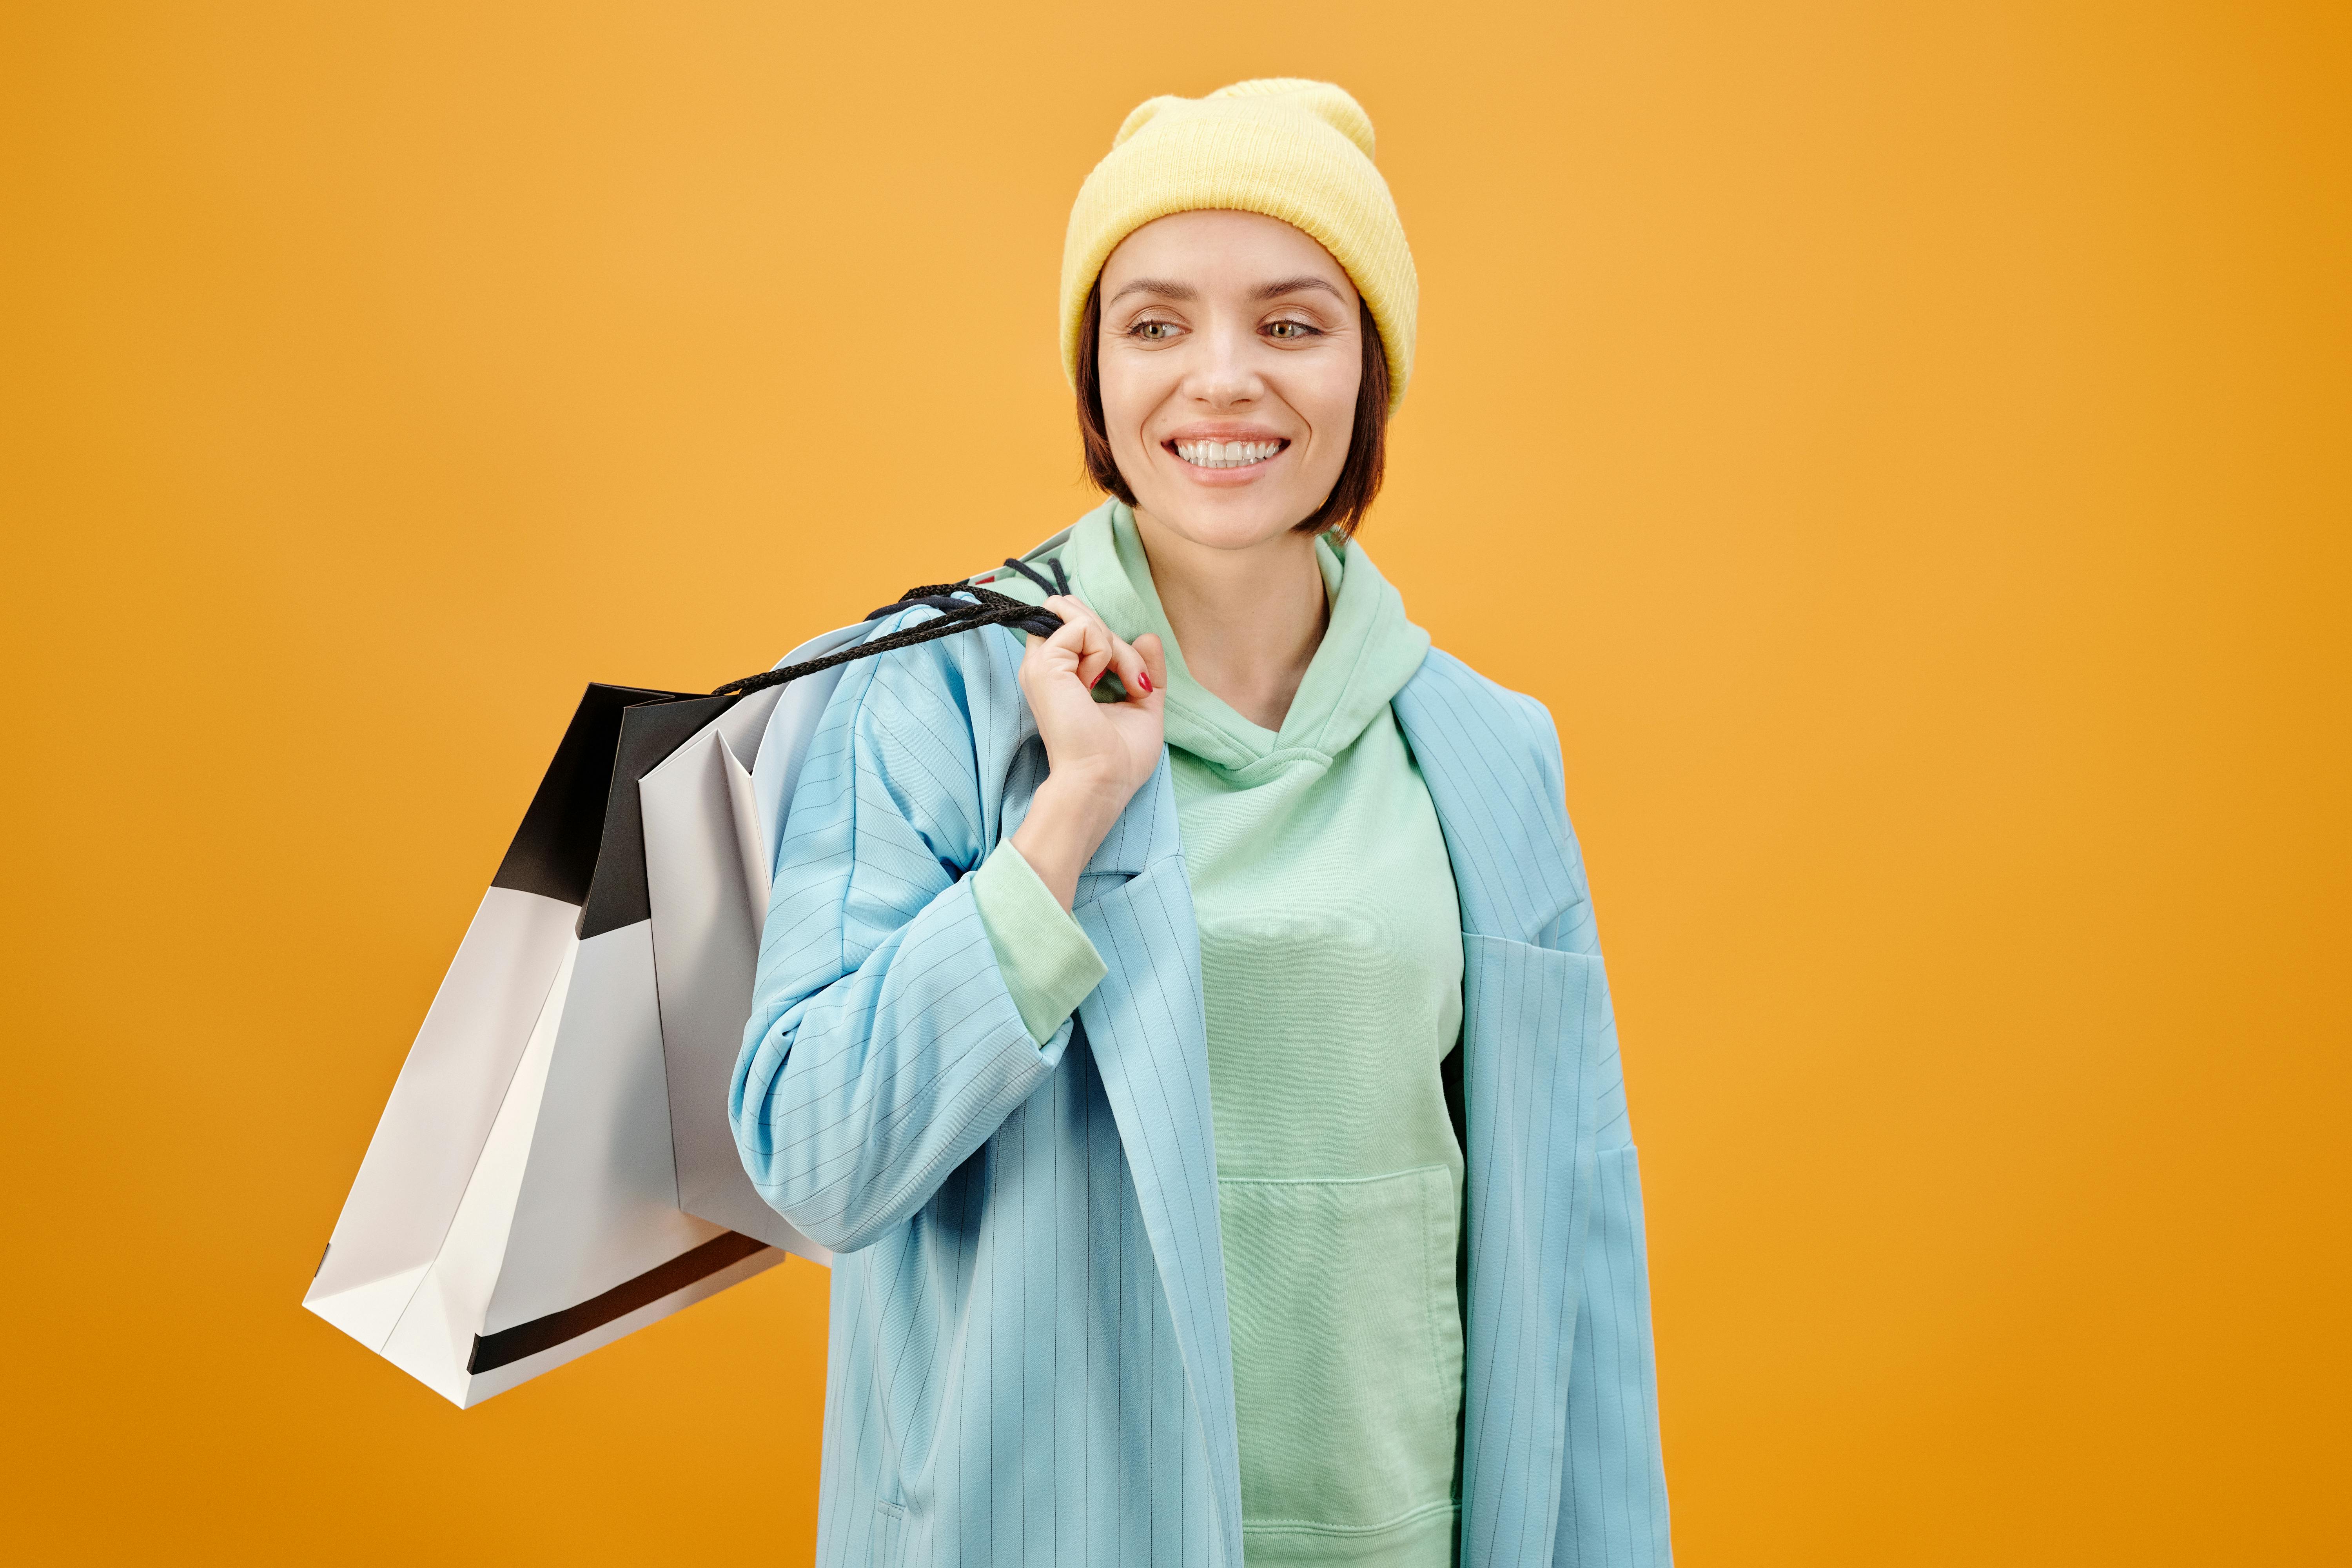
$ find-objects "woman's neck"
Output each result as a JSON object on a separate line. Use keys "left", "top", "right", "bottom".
{"left": 1131, "top": 508, "right": 1329, "bottom": 733}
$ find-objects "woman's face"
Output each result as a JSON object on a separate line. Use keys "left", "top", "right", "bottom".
{"left": 1096, "top": 209, "right": 1364, "bottom": 553}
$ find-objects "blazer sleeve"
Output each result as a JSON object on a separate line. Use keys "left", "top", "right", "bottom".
{"left": 1517, "top": 692, "right": 1675, "bottom": 1567}
{"left": 728, "top": 614, "right": 1068, "bottom": 1254}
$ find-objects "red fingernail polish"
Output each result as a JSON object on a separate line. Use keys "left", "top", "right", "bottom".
{"left": 1138, "top": 670, "right": 1154, "bottom": 694}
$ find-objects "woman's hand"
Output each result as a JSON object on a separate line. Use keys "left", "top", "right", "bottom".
{"left": 1010, "top": 595, "right": 1168, "bottom": 910}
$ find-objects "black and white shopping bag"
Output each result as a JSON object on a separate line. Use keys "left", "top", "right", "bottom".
{"left": 306, "top": 549, "right": 1067, "bottom": 1407}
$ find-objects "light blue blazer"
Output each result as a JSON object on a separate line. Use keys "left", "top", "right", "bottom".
{"left": 733, "top": 603, "right": 1671, "bottom": 1568}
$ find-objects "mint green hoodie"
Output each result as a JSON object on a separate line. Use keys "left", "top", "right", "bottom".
{"left": 973, "top": 501, "right": 1466, "bottom": 1566}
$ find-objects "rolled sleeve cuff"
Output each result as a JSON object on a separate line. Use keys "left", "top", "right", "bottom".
{"left": 971, "top": 840, "right": 1108, "bottom": 1046}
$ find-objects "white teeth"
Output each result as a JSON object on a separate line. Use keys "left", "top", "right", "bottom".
{"left": 1174, "top": 439, "right": 1283, "bottom": 469}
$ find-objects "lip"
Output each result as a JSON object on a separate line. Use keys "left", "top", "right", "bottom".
{"left": 1161, "top": 426, "right": 1293, "bottom": 483}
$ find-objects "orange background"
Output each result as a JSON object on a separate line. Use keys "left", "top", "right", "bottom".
{"left": 4, "top": 3, "right": 2346, "bottom": 1563}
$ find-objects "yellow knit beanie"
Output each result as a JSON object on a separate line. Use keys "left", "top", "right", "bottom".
{"left": 1060, "top": 79, "right": 1417, "bottom": 410}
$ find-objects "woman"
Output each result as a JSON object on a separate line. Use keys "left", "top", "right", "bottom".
{"left": 733, "top": 80, "right": 1670, "bottom": 1568}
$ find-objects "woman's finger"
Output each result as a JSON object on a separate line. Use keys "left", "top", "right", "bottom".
{"left": 1106, "top": 631, "right": 1156, "bottom": 704}
{"left": 1047, "top": 595, "right": 1117, "bottom": 646}
{"left": 1132, "top": 632, "right": 1169, "bottom": 698}
{"left": 1044, "top": 595, "right": 1094, "bottom": 639}
{"left": 1027, "top": 623, "right": 1078, "bottom": 690}
{"left": 1080, "top": 641, "right": 1116, "bottom": 690}
{"left": 1041, "top": 609, "right": 1094, "bottom": 666}
{"left": 1046, "top": 595, "right": 1118, "bottom": 688}
{"left": 1071, "top": 619, "right": 1114, "bottom": 689}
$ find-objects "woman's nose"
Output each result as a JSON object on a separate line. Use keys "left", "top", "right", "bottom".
{"left": 1187, "top": 320, "right": 1262, "bottom": 405}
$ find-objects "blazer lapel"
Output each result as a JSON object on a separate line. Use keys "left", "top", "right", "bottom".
{"left": 1392, "top": 654, "right": 1585, "bottom": 946}
{"left": 1070, "top": 758, "right": 1246, "bottom": 1568}
{"left": 1395, "top": 653, "right": 1606, "bottom": 1568}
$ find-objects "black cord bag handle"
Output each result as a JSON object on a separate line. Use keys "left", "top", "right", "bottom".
{"left": 709, "top": 559, "right": 1068, "bottom": 700}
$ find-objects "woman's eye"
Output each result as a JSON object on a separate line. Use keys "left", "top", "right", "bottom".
{"left": 1134, "top": 320, "right": 1180, "bottom": 340}
{"left": 1265, "top": 320, "right": 1318, "bottom": 339}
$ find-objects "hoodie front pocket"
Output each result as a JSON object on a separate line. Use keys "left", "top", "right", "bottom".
{"left": 1217, "top": 1165, "right": 1464, "bottom": 1532}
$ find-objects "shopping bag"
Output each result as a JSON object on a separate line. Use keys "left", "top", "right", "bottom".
{"left": 304, "top": 683, "right": 782, "bottom": 1406}
{"left": 306, "top": 555, "right": 1065, "bottom": 1407}
{"left": 639, "top": 625, "right": 863, "bottom": 1249}
{"left": 641, "top": 532, "right": 1071, "bottom": 1247}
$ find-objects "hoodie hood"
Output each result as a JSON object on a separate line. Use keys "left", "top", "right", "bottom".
{"left": 1036, "top": 500, "right": 1430, "bottom": 781}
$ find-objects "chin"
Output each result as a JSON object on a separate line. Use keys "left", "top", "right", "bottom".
{"left": 1133, "top": 474, "right": 1332, "bottom": 554}
{"left": 1136, "top": 495, "right": 1318, "bottom": 553}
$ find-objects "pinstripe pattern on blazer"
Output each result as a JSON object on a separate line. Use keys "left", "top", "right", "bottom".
{"left": 732, "top": 607, "right": 1671, "bottom": 1568}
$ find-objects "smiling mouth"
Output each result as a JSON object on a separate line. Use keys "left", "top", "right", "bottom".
{"left": 1169, "top": 438, "right": 1288, "bottom": 470}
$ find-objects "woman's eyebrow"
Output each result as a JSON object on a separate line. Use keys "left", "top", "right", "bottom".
{"left": 1106, "top": 275, "right": 1349, "bottom": 305}
{"left": 1107, "top": 278, "right": 1198, "bottom": 304}
{"left": 1254, "top": 275, "right": 1347, "bottom": 301}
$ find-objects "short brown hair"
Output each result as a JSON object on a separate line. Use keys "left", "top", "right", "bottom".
{"left": 1074, "top": 283, "right": 1390, "bottom": 541}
